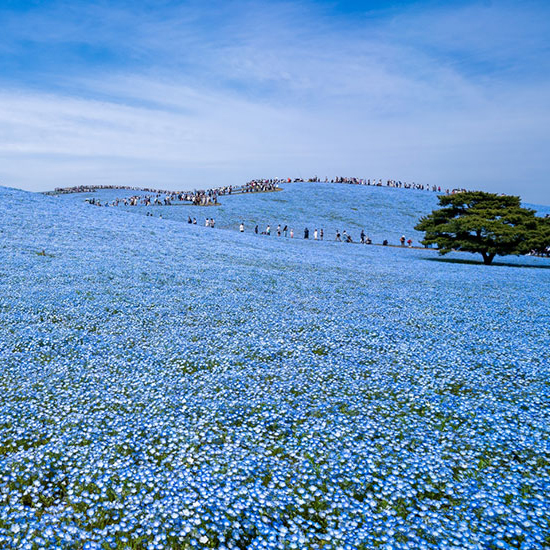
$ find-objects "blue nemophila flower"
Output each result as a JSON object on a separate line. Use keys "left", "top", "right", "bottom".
{"left": 0, "top": 185, "right": 549, "bottom": 548}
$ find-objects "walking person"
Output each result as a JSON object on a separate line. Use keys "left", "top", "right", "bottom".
{"left": 313, "top": 229, "right": 318, "bottom": 240}
{"left": 304, "top": 227, "right": 309, "bottom": 239}
{"left": 290, "top": 229, "right": 294, "bottom": 238}
{"left": 320, "top": 229, "right": 323, "bottom": 240}
{"left": 239, "top": 222, "right": 244, "bottom": 233}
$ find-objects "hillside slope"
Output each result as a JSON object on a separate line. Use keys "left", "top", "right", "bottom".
{"left": 1, "top": 186, "right": 549, "bottom": 549}
{"left": 55, "top": 182, "right": 550, "bottom": 246}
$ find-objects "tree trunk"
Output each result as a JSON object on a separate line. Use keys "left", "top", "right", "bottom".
{"left": 481, "top": 252, "right": 495, "bottom": 265}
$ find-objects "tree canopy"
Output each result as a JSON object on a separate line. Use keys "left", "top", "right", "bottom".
{"left": 529, "top": 215, "right": 550, "bottom": 256}
{"left": 415, "top": 191, "right": 541, "bottom": 265}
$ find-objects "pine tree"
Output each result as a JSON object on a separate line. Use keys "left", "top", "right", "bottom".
{"left": 415, "top": 191, "right": 539, "bottom": 265}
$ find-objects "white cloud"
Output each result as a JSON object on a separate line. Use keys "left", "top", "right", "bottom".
{"left": 0, "top": 1, "right": 549, "bottom": 203}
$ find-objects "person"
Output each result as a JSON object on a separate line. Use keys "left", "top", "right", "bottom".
{"left": 193, "top": 218, "right": 197, "bottom": 224}
{"left": 210, "top": 218, "right": 215, "bottom": 228}
{"left": 360, "top": 230, "right": 365, "bottom": 244}
{"left": 255, "top": 225, "right": 259, "bottom": 234}
{"left": 290, "top": 228, "right": 294, "bottom": 238}
{"left": 320, "top": 229, "right": 323, "bottom": 240}
{"left": 366, "top": 236, "right": 372, "bottom": 244}
{"left": 407, "top": 238, "right": 412, "bottom": 247}
{"left": 304, "top": 227, "right": 309, "bottom": 239}
{"left": 336, "top": 230, "right": 341, "bottom": 242}
{"left": 383, "top": 239, "right": 388, "bottom": 246}
{"left": 313, "top": 229, "right": 318, "bottom": 240}
{"left": 240, "top": 222, "right": 244, "bottom": 232}
{"left": 283, "top": 225, "right": 288, "bottom": 237}
{"left": 343, "top": 230, "right": 348, "bottom": 241}
{"left": 266, "top": 225, "right": 271, "bottom": 235}
{"left": 277, "top": 224, "right": 281, "bottom": 237}
{"left": 400, "top": 235, "right": 406, "bottom": 246}
{"left": 205, "top": 218, "right": 210, "bottom": 227}
{"left": 188, "top": 216, "right": 192, "bottom": 224}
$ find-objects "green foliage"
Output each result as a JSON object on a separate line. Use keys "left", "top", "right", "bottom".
{"left": 529, "top": 215, "right": 550, "bottom": 255}
{"left": 415, "top": 191, "right": 540, "bottom": 265}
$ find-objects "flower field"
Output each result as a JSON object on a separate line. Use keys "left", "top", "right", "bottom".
{"left": 0, "top": 185, "right": 549, "bottom": 549}
{"left": 56, "top": 182, "right": 442, "bottom": 245}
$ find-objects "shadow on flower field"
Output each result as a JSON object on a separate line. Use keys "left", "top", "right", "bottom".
{"left": 425, "top": 256, "right": 550, "bottom": 269}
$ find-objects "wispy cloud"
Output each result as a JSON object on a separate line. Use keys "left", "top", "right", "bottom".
{"left": 0, "top": 1, "right": 549, "bottom": 203}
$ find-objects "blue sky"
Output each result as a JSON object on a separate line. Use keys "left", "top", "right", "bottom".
{"left": 0, "top": 0, "right": 549, "bottom": 204}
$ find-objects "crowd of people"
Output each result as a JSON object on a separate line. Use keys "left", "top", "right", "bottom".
{"left": 62, "top": 177, "right": 453, "bottom": 249}
{"left": 234, "top": 222, "right": 422, "bottom": 248}
{"left": 50, "top": 177, "right": 469, "bottom": 209}
{"left": 245, "top": 177, "right": 470, "bottom": 195}
{"left": 52, "top": 176, "right": 480, "bottom": 249}
{"left": 88, "top": 190, "right": 220, "bottom": 208}
{"left": 48, "top": 178, "right": 550, "bottom": 258}
{"left": 46, "top": 184, "right": 175, "bottom": 195}
{"left": 54, "top": 181, "right": 281, "bottom": 207}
